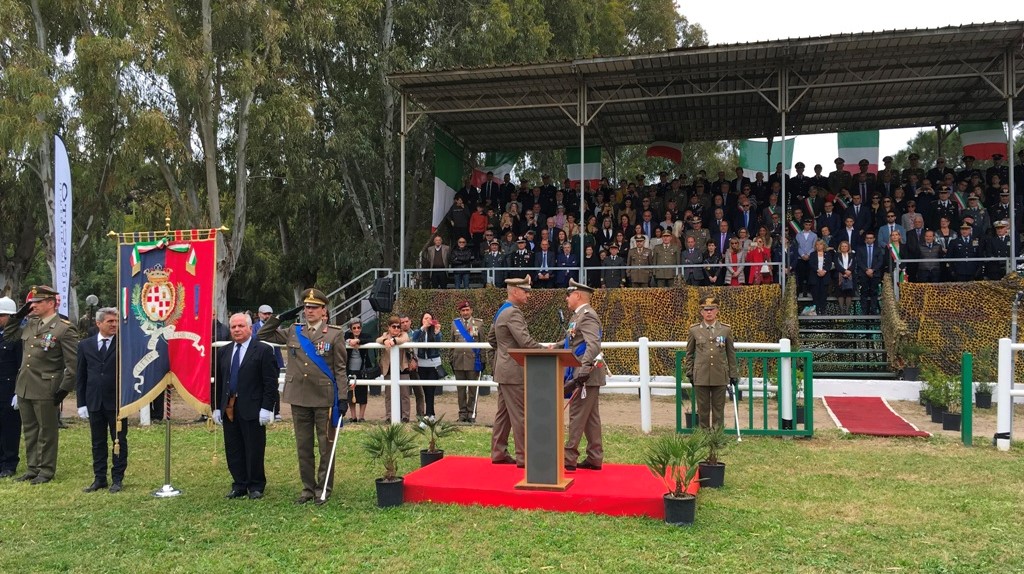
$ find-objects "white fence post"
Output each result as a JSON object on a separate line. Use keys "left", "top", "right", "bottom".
{"left": 996, "top": 337, "right": 1013, "bottom": 451}
{"left": 390, "top": 345, "right": 401, "bottom": 424}
{"left": 638, "top": 336, "right": 651, "bottom": 433}
{"left": 779, "top": 338, "right": 793, "bottom": 430}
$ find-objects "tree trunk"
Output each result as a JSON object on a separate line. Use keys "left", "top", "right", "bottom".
{"left": 30, "top": 0, "right": 55, "bottom": 290}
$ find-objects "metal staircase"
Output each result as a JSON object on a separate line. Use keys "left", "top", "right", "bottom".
{"left": 797, "top": 296, "right": 896, "bottom": 379}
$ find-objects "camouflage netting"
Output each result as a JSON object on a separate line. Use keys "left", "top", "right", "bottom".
{"left": 891, "top": 274, "right": 1024, "bottom": 378}
{"left": 395, "top": 284, "right": 793, "bottom": 377}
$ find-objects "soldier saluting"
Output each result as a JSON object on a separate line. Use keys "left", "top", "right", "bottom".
{"left": 258, "top": 288, "right": 347, "bottom": 506}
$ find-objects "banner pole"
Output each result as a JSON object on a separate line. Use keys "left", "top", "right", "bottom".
{"left": 154, "top": 385, "right": 181, "bottom": 498}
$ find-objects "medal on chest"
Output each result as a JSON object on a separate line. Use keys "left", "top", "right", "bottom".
{"left": 315, "top": 340, "right": 331, "bottom": 356}
{"left": 41, "top": 333, "right": 55, "bottom": 351}
{"left": 714, "top": 335, "right": 725, "bottom": 348}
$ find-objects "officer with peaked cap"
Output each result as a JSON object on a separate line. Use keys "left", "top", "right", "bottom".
{"left": 563, "top": 280, "right": 605, "bottom": 471}
{"left": 685, "top": 297, "right": 738, "bottom": 430}
{"left": 0, "top": 297, "right": 24, "bottom": 478}
{"left": 3, "top": 285, "right": 79, "bottom": 483}
{"left": 259, "top": 288, "right": 347, "bottom": 505}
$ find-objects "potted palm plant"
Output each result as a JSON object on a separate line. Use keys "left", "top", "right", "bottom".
{"left": 362, "top": 423, "right": 419, "bottom": 508}
{"left": 414, "top": 414, "right": 460, "bottom": 467}
{"left": 644, "top": 431, "right": 708, "bottom": 526}
{"left": 697, "top": 427, "right": 730, "bottom": 488}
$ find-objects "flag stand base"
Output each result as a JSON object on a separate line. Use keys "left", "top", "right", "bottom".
{"left": 153, "top": 484, "right": 182, "bottom": 498}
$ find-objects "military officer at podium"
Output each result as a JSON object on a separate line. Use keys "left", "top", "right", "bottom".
{"left": 685, "top": 297, "right": 738, "bottom": 430}
{"left": 562, "top": 280, "right": 605, "bottom": 471}
{"left": 488, "top": 277, "right": 543, "bottom": 467}
{"left": 258, "top": 288, "right": 347, "bottom": 505}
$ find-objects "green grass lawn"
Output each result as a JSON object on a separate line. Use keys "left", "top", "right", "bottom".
{"left": 1, "top": 421, "right": 1022, "bottom": 573}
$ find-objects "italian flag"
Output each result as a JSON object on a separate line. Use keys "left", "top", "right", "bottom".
{"left": 646, "top": 141, "right": 684, "bottom": 164}
{"left": 432, "top": 129, "right": 464, "bottom": 232}
{"left": 838, "top": 131, "right": 879, "bottom": 175}
{"left": 738, "top": 138, "right": 795, "bottom": 180}
{"left": 959, "top": 121, "right": 1007, "bottom": 158}
{"left": 566, "top": 146, "right": 602, "bottom": 188}
{"left": 471, "top": 152, "right": 517, "bottom": 188}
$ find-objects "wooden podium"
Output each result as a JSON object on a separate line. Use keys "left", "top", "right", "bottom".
{"left": 509, "top": 348, "right": 580, "bottom": 491}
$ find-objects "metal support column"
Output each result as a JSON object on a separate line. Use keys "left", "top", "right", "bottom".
{"left": 578, "top": 81, "right": 587, "bottom": 282}
{"left": 1007, "top": 49, "right": 1017, "bottom": 270}
{"left": 779, "top": 67, "right": 789, "bottom": 294}
{"left": 399, "top": 93, "right": 408, "bottom": 288}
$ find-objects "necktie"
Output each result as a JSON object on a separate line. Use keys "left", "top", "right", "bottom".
{"left": 861, "top": 183, "right": 866, "bottom": 194}
{"left": 229, "top": 343, "right": 241, "bottom": 395}
{"left": 100, "top": 338, "right": 109, "bottom": 354}
{"left": 867, "top": 246, "right": 873, "bottom": 263}
{"left": 855, "top": 206, "right": 860, "bottom": 216}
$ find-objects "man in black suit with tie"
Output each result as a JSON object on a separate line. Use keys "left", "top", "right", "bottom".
{"left": 856, "top": 232, "right": 884, "bottom": 315}
{"left": 76, "top": 307, "right": 127, "bottom": 493}
{"left": 214, "top": 313, "right": 279, "bottom": 500}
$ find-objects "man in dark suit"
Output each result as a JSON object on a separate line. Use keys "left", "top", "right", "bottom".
{"left": 76, "top": 308, "right": 127, "bottom": 493}
{"left": 0, "top": 297, "right": 23, "bottom": 479}
{"left": 845, "top": 193, "right": 872, "bottom": 236}
{"left": 856, "top": 232, "right": 885, "bottom": 315}
{"left": 216, "top": 313, "right": 279, "bottom": 500}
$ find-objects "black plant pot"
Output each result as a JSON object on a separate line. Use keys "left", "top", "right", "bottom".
{"left": 375, "top": 477, "right": 404, "bottom": 508}
{"left": 930, "top": 405, "right": 946, "bottom": 424}
{"left": 479, "top": 385, "right": 491, "bottom": 396}
{"left": 796, "top": 405, "right": 805, "bottom": 426}
{"left": 684, "top": 413, "right": 699, "bottom": 429}
{"left": 903, "top": 366, "right": 920, "bottom": 381}
{"left": 369, "top": 385, "right": 381, "bottom": 396}
{"left": 942, "top": 412, "right": 962, "bottom": 431}
{"left": 918, "top": 391, "right": 926, "bottom": 406}
{"left": 664, "top": 494, "right": 696, "bottom": 526}
{"left": 420, "top": 449, "right": 444, "bottom": 467}
{"left": 975, "top": 392, "right": 992, "bottom": 409}
{"left": 924, "top": 400, "right": 933, "bottom": 415}
{"left": 698, "top": 462, "right": 725, "bottom": 488}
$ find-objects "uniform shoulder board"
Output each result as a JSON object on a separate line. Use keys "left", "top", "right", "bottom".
{"left": 327, "top": 324, "right": 343, "bottom": 330}
{"left": 61, "top": 319, "right": 72, "bottom": 325}
{"left": 719, "top": 322, "right": 731, "bottom": 328}
{"left": 689, "top": 322, "right": 700, "bottom": 329}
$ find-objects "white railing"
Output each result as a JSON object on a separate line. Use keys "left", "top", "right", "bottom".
{"left": 352, "top": 337, "right": 789, "bottom": 432}
{"left": 995, "top": 337, "right": 1024, "bottom": 451}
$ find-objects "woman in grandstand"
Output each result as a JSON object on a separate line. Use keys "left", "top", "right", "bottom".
{"left": 736, "top": 227, "right": 752, "bottom": 252}
{"left": 875, "top": 196, "right": 894, "bottom": 230}
{"left": 553, "top": 205, "right": 568, "bottom": 229}
{"left": 818, "top": 225, "right": 834, "bottom": 249}
{"left": 891, "top": 187, "right": 907, "bottom": 217}
{"left": 564, "top": 214, "right": 580, "bottom": 238}
{"left": 755, "top": 224, "right": 774, "bottom": 250}
{"left": 702, "top": 240, "right": 725, "bottom": 286}
{"left": 629, "top": 224, "right": 649, "bottom": 249}
{"left": 410, "top": 313, "right": 443, "bottom": 421}
{"left": 746, "top": 235, "right": 773, "bottom": 285}
{"left": 506, "top": 202, "right": 522, "bottom": 233}
{"left": 934, "top": 215, "right": 955, "bottom": 281}
{"left": 500, "top": 229, "right": 517, "bottom": 255}
{"left": 807, "top": 239, "right": 834, "bottom": 315}
{"left": 660, "top": 210, "right": 676, "bottom": 232}
{"left": 499, "top": 212, "right": 515, "bottom": 237}
{"left": 833, "top": 240, "right": 857, "bottom": 315}
{"left": 618, "top": 214, "right": 633, "bottom": 239}
{"left": 611, "top": 231, "right": 628, "bottom": 254}
{"left": 724, "top": 238, "right": 746, "bottom": 286}
{"left": 620, "top": 197, "right": 637, "bottom": 226}
{"left": 583, "top": 245, "right": 602, "bottom": 288}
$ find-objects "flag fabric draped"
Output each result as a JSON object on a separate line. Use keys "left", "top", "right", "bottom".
{"left": 959, "top": 121, "right": 1007, "bottom": 158}
{"left": 471, "top": 152, "right": 517, "bottom": 187}
{"left": 566, "top": 146, "right": 602, "bottom": 186}
{"left": 646, "top": 141, "right": 684, "bottom": 164}
{"left": 53, "top": 135, "right": 72, "bottom": 317}
{"left": 837, "top": 131, "right": 880, "bottom": 174}
{"left": 432, "top": 129, "right": 464, "bottom": 232}
{"left": 738, "top": 138, "right": 796, "bottom": 180}
{"left": 117, "top": 229, "right": 217, "bottom": 418}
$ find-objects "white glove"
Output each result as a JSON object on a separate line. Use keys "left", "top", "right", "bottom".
{"left": 258, "top": 408, "right": 273, "bottom": 426}
{"left": 11, "top": 396, "right": 17, "bottom": 410}
{"left": 78, "top": 406, "right": 89, "bottom": 420}
{"left": 212, "top": 409, "right": 223, "bottom": 425}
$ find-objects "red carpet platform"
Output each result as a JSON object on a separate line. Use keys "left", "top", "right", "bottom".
{"left": 404, "top": 456, "right": 699, "bottom": 519}
{"left": 823, "top": 396, "right": 931, "bottom": 437}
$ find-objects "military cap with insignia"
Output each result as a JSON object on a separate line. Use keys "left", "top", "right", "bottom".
{"left": 505, "top": 277, "right": 531, "bottom": 291}
{"left": 566, "top": 279, "right": 594, "bottom": 295}
{"left": 858, "top": 159, "right": 869, "bottom": 166}
{"left": 700, "top": 297, "right": 719, "bottom": 310}
{"left": 27, "top": 284, "right": 59, "bottom": 302}
{"left": 995, "top": 219, "right": 1010, "bottom": 228}
{"left": 457, "top": 300, "right": 472, "bottom": 310}
{"left": 301, "top": 288, "right": 328, "bottom": 307}
{"left": 834, "top": 157, "right": 845, "bottom": 164}
{"left": 960, "top": 221, "right": 973, "bottom": 229}
{"left": 992, "top": 153, "right": 1004, "bottom": 160}
{"left": 882, "top": 156, "right": 894, "bottom": 163}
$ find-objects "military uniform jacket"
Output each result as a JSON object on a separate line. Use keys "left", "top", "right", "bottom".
{"left": 451, "top": 317, "right": 485, "bottom": 372}
{"left": 486, "top": 301, "right": 541, "bottom": 386}
{"left": 0, "top": 328, "right": 23, "bottom": 398}
{"left": 685, "top": 321, "right": 738, "bottom": 387}
{"left": 601, "top": 255, "right": 626, "bottom": 287}
{"left": 258, "top": 316, "right": 347, "bottom": 408}
{"left": 4, "top": 315, "right": 78, "bottom": 400}
{"left": 626, "top": 246, "right": 654, "bottom": 284}
{"left": 566, "top": 304, "right": 605, "bottom": 387}
{"left": 652, "top": 242, "right": 681, "bottom": 279}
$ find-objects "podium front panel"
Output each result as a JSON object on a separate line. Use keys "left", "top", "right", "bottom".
{"left": 524, "top": 355, "right": 560, "bottom": 485}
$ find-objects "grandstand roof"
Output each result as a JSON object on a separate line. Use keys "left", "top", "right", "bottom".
{"left": 388, "top": 21, "right": 1024, "bottom": 152}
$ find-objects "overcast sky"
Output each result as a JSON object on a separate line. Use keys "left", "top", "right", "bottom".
{"left": 680, "top": 1, "right": 1024, "bottom": 172}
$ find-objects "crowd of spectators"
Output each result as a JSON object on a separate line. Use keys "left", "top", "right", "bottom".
{"left": 422, "top": 151, "right": 1024, "bottom": 314}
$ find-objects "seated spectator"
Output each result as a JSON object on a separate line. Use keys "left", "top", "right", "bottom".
{"left": 554, "top": 242, "right": 579, "bottom": 288}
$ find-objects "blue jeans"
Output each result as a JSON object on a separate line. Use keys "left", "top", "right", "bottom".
{"left": 454, "top": 272, "right": 470, "bottom": 289}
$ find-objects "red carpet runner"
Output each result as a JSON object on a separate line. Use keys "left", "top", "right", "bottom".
{"left": 404, "top": 456, "right": 699, "bottom": 519}
{"left": 822, "top": 396, "right": 930, "bottom": 437}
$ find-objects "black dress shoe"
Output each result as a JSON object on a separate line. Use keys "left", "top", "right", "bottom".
{"left": 565, "top": 464, "right": 577, "bottom": 471}
{"left": 14, "top": 472, "right": 36, "bottom": 482}
{"left": 83, "top": 480, "right": 109, "bottom": 492}
{"left": 109, "top": 482, "right": 123, "bottom": 493}
{"left": 491, "top": 458, "right": 516, "bottom": 465}
{"left": 294, "top": 494, "right": 314, "bottom": 505}
{"left": 225, "top": 489, "right": 247, "bottom": 499}
{"left": 516, "top": 462, "right": 525, "bottom": 468}
{"left": 30, "top": 475, "right": 52, "bottom": 485}
{"left": 0, "top": 470, "right": 14, "bottom": 479}
{"left": 314, "top": 496, "right": 328, "bottom": 506}
{"left": 577, "top": 460, "right": 602, "bottom": 470}
{"left": 248, "top": 490, "right": 263, "bottom": 499}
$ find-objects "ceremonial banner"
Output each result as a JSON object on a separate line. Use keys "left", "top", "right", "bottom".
{"left": 566, "top": 146, "right": 602, "bottom": 184}
{"left": 739, "top": 137, "right": 795, "bottom": 180}
{"left": 116, "top": 229, "right": 217, "bottom": 418}
{"left": 433, "top": 129, "right": 464, "bottom": 232}
{"left": 838, "top": 130, "right": 880, "bottom": 174}
{"left": 53, "top": 135, "right": 72, "bottom": 317}
{"left": 959, "top": 121, "right": 1007, "bottom": 159}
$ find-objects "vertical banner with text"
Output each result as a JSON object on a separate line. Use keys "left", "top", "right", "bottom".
{"left": 53, "top": 135, "right": 72, "bottom": 317}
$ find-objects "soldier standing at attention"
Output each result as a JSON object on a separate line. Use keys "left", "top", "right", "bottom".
{"left": 562, "top": 280, "right": 605, "bottom": 471}
{"left": 3, "top": 286, "right": 79, "bottom": 484}
{"left": 258, "top": 288, "right": 348, "bottom": 506}
{"left": 685, "top": 297, "right": 738, "bottom": 430}
{"left": 451, "top": 300, "right": 485, "bottom": 423}
{"left": 0, "top": 297, "right": 24, "bottom": 478}
{"left": 488, "top": 278, "right": 544, "bottom": 467}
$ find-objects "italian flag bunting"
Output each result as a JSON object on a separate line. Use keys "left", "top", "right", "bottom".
{"left": 646, "top": 141, "right": 684, "bottom": 164}
{"left": 471, "top": 152, "right": 517, "bottom": 188}
{"left": 838, "top": 131, "right": 879, "bottom": 174}
{"left": 889, "top": 244, "right": 906, "bottom": 282}
{"left": 959, "top": 121, "right": 1007, "bottom": 158}
{"left": 566, "top": 146, "right": 602, "bottom": 188}
{"left": 432, "top": 129, "right": 464, "bottom": 232}
{"left": 738, "top": 138, "right": 795, "bottom": 180}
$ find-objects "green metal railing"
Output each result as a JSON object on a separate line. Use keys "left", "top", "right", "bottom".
{"left": 961, "top": 352, "right": 973, "bottom": 447}
{"left": 675, "top": 350, "right": 815, "bottom": 437}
